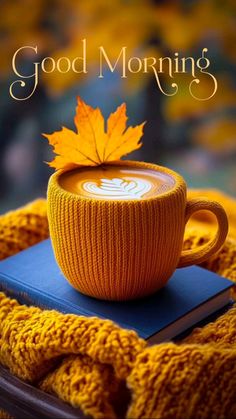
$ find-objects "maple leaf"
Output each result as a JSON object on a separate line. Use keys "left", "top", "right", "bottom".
{"left": 44, "top": 97, "right": 145, "bottom": 170}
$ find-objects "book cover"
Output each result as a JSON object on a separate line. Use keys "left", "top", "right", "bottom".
{"left": 0, "top": 239, "right": 233, "bottom": 342}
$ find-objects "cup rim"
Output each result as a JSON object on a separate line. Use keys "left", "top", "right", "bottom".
{"left": 48, "top": 160, "right": 186, "bottom": 204}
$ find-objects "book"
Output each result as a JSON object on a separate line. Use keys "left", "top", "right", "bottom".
{"left": 0, "top": 239, "right": 233, "bottom": 343}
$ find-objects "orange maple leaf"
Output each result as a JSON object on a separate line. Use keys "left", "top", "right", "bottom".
{"left": 44, "top": 97, "right": 145, "bottom": 170}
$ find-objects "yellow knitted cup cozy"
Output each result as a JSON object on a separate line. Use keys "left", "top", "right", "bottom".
{"left": 47, "top": 161, "right": 228, "bottom": 300}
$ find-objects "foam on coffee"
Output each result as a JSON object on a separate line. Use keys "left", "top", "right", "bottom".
{"left": 59, "top": 165, "right": 175, "bottom": 200}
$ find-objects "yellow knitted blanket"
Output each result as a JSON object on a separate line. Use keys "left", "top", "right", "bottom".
{"left": 0, "top": 189, "right": 236, "bottom": 419}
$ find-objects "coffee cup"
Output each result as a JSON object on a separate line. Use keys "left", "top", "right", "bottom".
{"left": 47, "top": 161, "right": 228, "bottom": 300}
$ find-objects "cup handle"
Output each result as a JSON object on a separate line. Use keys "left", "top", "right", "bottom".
{"left": 177, "top": 198, "right": 228, "bottom": 268}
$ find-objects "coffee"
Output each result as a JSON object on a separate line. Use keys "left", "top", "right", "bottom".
{"left": 49, "top": 161, "right": 228, "bottom": 300}
{"left": 59, "top": 165, "right": 176, "bottom": 200}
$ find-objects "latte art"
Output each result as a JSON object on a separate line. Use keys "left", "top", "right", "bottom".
{"left": 59, "top": 165, "right": 176, "bottom": 200}
{"left": 82, "top": 178, "right": 152, "bottom": 199}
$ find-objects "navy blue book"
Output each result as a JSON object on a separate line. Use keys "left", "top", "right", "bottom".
{"left": 0, "top": 239, "right": 233, "bottom": 343}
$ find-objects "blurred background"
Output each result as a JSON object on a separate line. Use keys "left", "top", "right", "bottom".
{"left": 0, "top": 0, "right": 235, "bottom": 213}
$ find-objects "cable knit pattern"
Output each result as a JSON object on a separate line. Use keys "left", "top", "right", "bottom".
{"left": 0, "top": 189, "right": 236, "bottom": 418}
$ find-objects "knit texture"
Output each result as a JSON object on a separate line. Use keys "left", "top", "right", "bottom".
{"left": 47, "top": 161, "right": 228, "bottom": 300}
{"left": 47, "top": 161, "right": 188, "bottom": 300}
{"left": 0, "top": 189, "right": 236, "bottom": 418}
{"left": 0, "top": 199, "right": 48, "bottom": 260}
